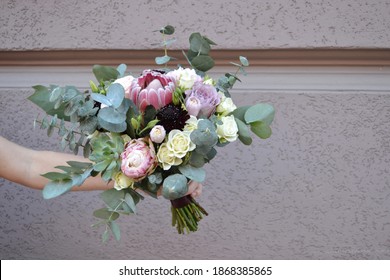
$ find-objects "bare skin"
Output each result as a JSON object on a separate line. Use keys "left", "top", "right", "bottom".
{"left": 0, "top": 136, "right": 202, "bottom": 197}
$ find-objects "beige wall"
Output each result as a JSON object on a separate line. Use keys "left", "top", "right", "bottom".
{"left": 1, "top": 0, "right": 389, "bottom": 50}
{"left": 0, "top": 0, "right": 390, "bottom": 259}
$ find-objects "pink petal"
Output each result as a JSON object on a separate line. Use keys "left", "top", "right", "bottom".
{"left": 146, "top": 89, "right": 160, "bottom": 109}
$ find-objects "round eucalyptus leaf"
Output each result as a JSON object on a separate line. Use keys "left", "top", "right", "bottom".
{"left": 244, "top": 103, "right": 275, "bottom": 125}
{"left": 162, "top": 174, "right": 188, "bottom": 200}
{"left": 106, "top": 83, "right": 125, "bottom": 108}
{"left": 98, "top": 107, "right": 126, "bottom": 124}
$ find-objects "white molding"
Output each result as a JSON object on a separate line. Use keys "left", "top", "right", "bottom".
{"left": 0, "top": 66, "right": 389, "bottom": 93}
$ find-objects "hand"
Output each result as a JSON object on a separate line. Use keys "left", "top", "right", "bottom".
{"left": 186, "top": 180, "right": 203, "bottom": 198}
{"left": 156, "top": 180, "right": 203, "bottom": 198}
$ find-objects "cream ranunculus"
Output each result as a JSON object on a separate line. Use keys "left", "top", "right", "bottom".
{"left": 166, "top": 129, "right": 195, "bottom": 158}
{"left": 113, "top": 172, "right": 134, "bottom": 190}
{"left": 216, "top": 115, "right": 239, "bottom": 143}
{"left": 216, "top": 92, "right": 237, "bottom": 116}
{"left": 157, "top": 143, "right": 183, "bottom": 170}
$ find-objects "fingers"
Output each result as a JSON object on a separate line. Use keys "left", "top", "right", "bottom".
{"left": 187, "top": 180, "right": 203, "bottom": 198}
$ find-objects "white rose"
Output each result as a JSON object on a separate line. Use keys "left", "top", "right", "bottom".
{"left": 168, "top": 67, "right": 202, "bottom": 90}
{"left": 166, "top": 129, "right": 196, "bottom": 158}
{"left": 216, "top": 92, "right": 237, "bottom": 116}
{"left": 113, "top": 172, "right": 134, "bottom": 190}
{"left": 157, "top": 143, "right": 182, "bottom": 170}
{"left": 216, "top": 115, "right": 239, "bottom": 143}
{"left": 150, "top": 125, "right": 166, "bottom": 143}
{"left": 183, "top": 115, "right": 199, "bottom": 132}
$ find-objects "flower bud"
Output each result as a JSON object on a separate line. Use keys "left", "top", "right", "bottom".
{"left": 185, "top": 96, "right": 201, "bottom": 117}
{"left": 150, "top": 125, "right": 166, "bottom": 143}
{"left": 89, "top": 80, "right": 99, "bottom": 93}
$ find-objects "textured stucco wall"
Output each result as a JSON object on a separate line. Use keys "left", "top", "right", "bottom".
{"left": 1, "top": 0, "right": 389, "bottom": 50}
{"left": 1, "top": 87, "right": 389, "bottom": 259}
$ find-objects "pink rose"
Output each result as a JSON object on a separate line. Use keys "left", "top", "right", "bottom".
{"left": 129, "top": 70, "right": 175, "bottom": 112}
{"left": 120, "top": 138, "right": 157, "bottom": 181}
{"left": 185, "top": 82, "right": 220, "bottom": 118}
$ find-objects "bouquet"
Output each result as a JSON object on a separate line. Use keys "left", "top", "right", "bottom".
{"left": 29, "top": 25, "right": 275, "bottom": 241}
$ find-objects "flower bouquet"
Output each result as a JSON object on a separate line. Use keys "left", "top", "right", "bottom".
{"left": 29, "top": 26, "right": 275, "bottom": 241}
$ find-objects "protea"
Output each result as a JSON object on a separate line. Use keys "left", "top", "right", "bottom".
{"left": 129, "top": 70, "right": 175, "bottom": 112}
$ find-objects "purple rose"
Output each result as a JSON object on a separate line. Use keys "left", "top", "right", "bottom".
{"left": 185, "top": 82, "right": 220, "bottom": 118}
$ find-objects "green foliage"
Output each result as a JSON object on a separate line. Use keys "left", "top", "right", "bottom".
{"left": 162, "top": 174, "right": 188, "bottom": 200}
{"left": 190, "top": 119, "right": 218, "bottom": 155}
{"left": 41, "top": 161, "right": 93, "bottom": 199}
{"left": 155, "top": 25, "right": 176, "bottom": 66}
{"left": 92, "top": 65, "right": 120, "bottom": 83}
{"left": 184, "top": 33, "right": 216, "bottom": 73}
{"left": 89, "top": 133, "right": 124, "bottom": 181}
{"left": 217, "top": 56, "right": 250, "bottom": 96}
{"left": 244, "top": 103, "right": 275, "bottom": 125}
{"left": 178, "top": 165, "right": 206, "bottom": 183}
{"left": 30, "top": 84, "right": 99, "bottom": 154}
{"left": 235, "top": 118, "right": 253, "bottom": 145}
{"left": 230, "top": 103, "right": 275, "bottom": 143}
{"left": 92, "top": 84, "right": 130, "bottom": 133}
{"left": 155, "top": 55, "right": 171, "bottom": 65}
{"left": 160, "top": 25, "right": 175, "bottom": 35}
{"left": 93, "top": 187, "right": 144, "bottom": 242}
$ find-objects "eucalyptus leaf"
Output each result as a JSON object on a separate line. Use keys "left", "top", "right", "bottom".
{"left": 116, "top": 64, "right": 127, "bottom": 78}
{"left": 102, "top": 229, "right": 110, "bottom": 243}
{"left": 124, "top": 193, "right": 137, "bottom": 214}
{"left": 49, "top": 86, "right": 63, "bottom": 102}
{"left": 250, "top": 121, "right": 272, "bottom": 139}
{"left": 244, "top": 103, "right": 275, "bottom": 125}
{"left": 178, "top": 165, "right": 206, "bottom": 182}
{"left": 230, "top": 106, "right": 251, "bottom": 122}
{"left": 235, "top": 117, "right": 252, "bottom": 145}
{"left": 92, "top": 65, "right": 119, "bottom": 82}
{"left": 101, "top": 189, "right": 125, "bottom": 210}
{"left": 191, "top": 55, "right": 215, "bottom": 72}
{"left": 189, "top": 151, "right": 206, "bottom": 168}
{"left": 41, "top": 172, "right": 70, "bottom": 181}
{"left": 91, "top": 93, "right": 111, "bottom": 106}
{"left": 155, "top": 55, "right": 171, "bottom": 65}
{"left": 189, "top": 33, "right": 211, "bottom": 55}
{"left": 239, "top": 56, "right": 249, "bottom": 66}
{"left": 28, "top": 85, "right": 70, "bottom": 120}
{"left": 109, "top": 221, "right": 121, "bottom": 241}
{"left": 67, "top": 161, "right": 93, "bottom": 169}
{"left": 98, "top": 117, "right": 127, "bottom": 133}
{"left": 162, "top": 174, "right": 188, "bottom": 200}
{"left": 106, "top": 83, "right": 125, "bottom": 108}
{"left": 98, "top": 107, "right": 127, "bottom": 124}
{"left": 63, "top": 87, "right": 79, "bottom": 102}
{"left": 79, "top": 116, "right": 98, "bottom": 133}
{"left": 93, "top": 208, "right": 120, "bottom": 220}
{"left": 160, "top": 25, "right": 175, "bottom": 35}
{"left": 42, "top": 179, "right": 73, "bottom": 199}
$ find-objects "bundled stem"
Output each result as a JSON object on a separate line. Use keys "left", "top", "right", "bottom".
{"left": 170, "top": 195, "right": 208, "bottom": 234}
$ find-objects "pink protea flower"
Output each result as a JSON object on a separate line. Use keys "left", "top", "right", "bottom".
{"left": 120, "top": 137, "right": 158, "bottom": 181}
{"left": 129, "top": 70, "right": 175, "bottom": 112}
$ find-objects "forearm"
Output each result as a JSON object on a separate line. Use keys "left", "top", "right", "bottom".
{"left": 0, "top": 136, "right": 112, "bottom": 191}
{"left": 29, "top": 150, "right": 113, "bottom": 191}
